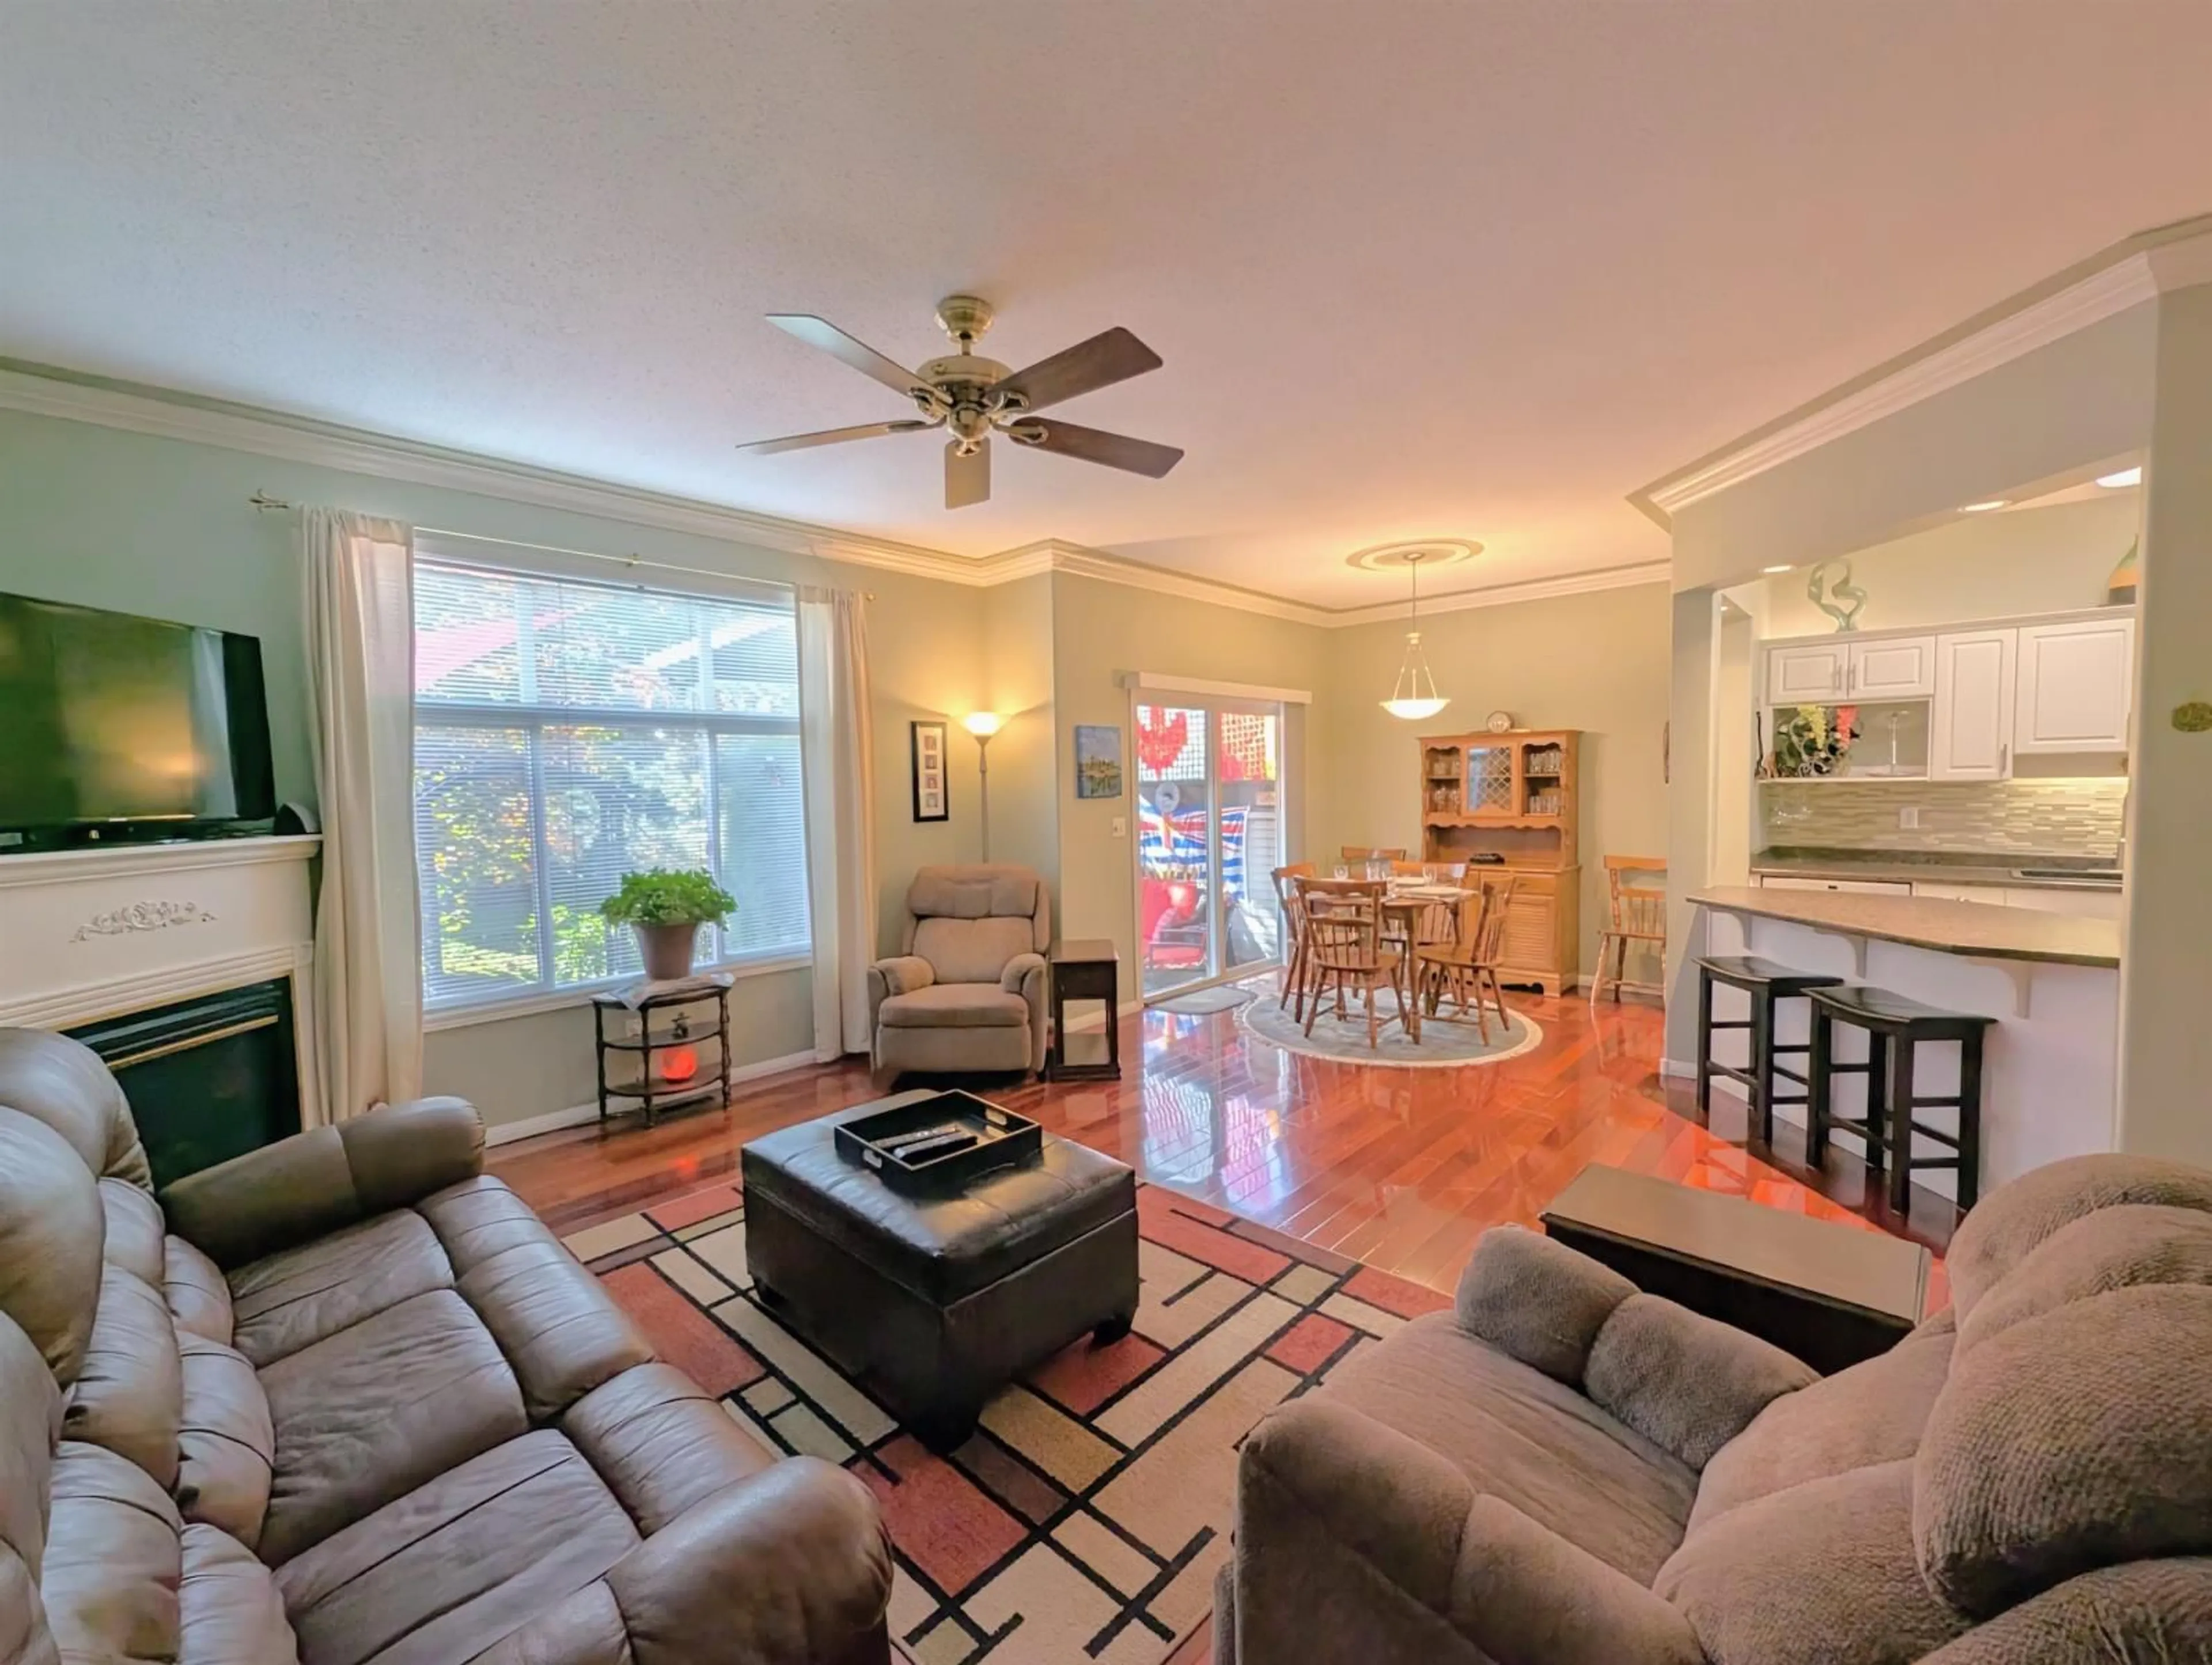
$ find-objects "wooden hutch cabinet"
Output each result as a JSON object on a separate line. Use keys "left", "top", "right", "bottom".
{"left": 1418, "top": 728, "right": 1580, "bottom": 996}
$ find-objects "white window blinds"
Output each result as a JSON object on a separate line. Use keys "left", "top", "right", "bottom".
{"left": 412, "top": 557, "right": 809, "bottom": 1011}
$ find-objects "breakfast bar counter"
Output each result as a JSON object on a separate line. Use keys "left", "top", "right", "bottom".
{"left": 1688, "top": 886, "right": 2120, "bottom": 968}
{"left": 1687, "top": 886, "right": 2123, "bottom": 1198}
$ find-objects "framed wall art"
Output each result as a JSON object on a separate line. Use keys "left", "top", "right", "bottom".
{"left": 1074, "top": 723, "right": 1124, "bottom": 799}
{"left": 910, "top": 719, "right": 949, "bottom": 822}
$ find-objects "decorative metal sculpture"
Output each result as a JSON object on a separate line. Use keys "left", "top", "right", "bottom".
{"left": 1806, "top": 560, "right": 1867, "bottom": 633}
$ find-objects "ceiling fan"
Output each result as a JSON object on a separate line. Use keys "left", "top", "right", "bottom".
{"left": 738, "top": 295, "right": 1183, "bottom": 509}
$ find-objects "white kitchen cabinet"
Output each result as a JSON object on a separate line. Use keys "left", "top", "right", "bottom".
{"left": 1768, "top": 642, "right": 1849, "bottom": 704}
{"left": 1999, "top": 886, "right": 2125, "bottom": 922}
{"left": 1912, "top": 881, "right": 2009, "bottom": 905}
{"left": 1930, "top": 629, "right": 2017, "bottom": 780}
{"left": 2014, "top": 617, "right": 2135, "bottom": 753}
{"left": 1847, "top": 635, "right": 1937, "bottom": 699}
{"left": 1758, "top": 875, "right": 1913, "bottom": 894}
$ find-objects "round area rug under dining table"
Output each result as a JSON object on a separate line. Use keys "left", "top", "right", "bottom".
{"left": 1236, "top": 988, "right": 1544, "bottom": 1068}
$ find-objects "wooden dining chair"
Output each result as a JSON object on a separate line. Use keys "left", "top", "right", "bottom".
{"left": 1271, "top": 864, "right": 1316, "bottom": 1018}
{"left": 1339, "top": 845, "right": 1407, "bottom": 863}
{"left": 1591, "top": 855, "right": 1667, "bottom": 1006}
{"left": 1414, "top": 875, "right": 1518, "bottom": 1041}
{"left": 1299, "top": 881, "right": 1402, "bottom": 1048}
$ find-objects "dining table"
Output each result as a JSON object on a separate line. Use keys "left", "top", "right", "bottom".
{"left": 1376, "top": 882, "right": 1472, "bottom": 1043}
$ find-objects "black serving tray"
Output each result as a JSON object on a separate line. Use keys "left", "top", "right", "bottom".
{"left": 834, "top": 1091, "right": 1043, "bottom": 1197}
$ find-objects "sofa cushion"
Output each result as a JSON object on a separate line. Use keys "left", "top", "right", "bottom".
{"left": 166, "top": 1236, "right": 235, "bottom": 1345}
{"left": 100, "top": 1177, "right": 166, "bottom": 1286}
{"left": 229, "top": 1209, "right": 456, "bottom": 1368}
{"left": 41, "top": 1440, "right": 183, "bottom": 1664}
{"left": 1910, "top": 1558, "right": 2212, "bottom": 1663}
{"left": 1585, "top": 1294, "right": 1816, "bottom": 1471}
{"left": 0, "top": 1028, "right": 154, "bottom": 1187}
{"left": 64, "top": 1261, "right": 182, "bottom": 1488}
{"left": 177, "top": 1333, "right": 275, "bottom": 1549}
{"left": 876, "top": 983, "right": 1031, "bottom": 1029}
{"left": 259, "top": 1289, "right": 527, "bottom": 1564}
{"left": 0, "top": 1109, "right": 103, "bottom": 1386}
{"left": 907, "top": 866, "right": 1041, "bottom": 924}
{"left": 1943, "top": 1153, "right": 2212, "bottom": 1319}
{"left": 419, "top": 1177, "right": 556, "bottom": 1268}
{"left": 1317, "top": 1313, "right": 1695, "bottom": 1582}
{"left": 456, "top": 1239, "right": 653, "bottom": 1424}
{"left": 1955, "top": 1203, "right": 2212, "bottom": 1356}
{"left": 563, "top": 1363, "right": 773, "bottom": 1534}
{"left": 910, "top": 917, "right": 1037, "bottom": 987}
{"left": 275, "top": 1429, "right": 641, "bottom": 1665}
{"left": 1692, "top": 1310, "right": 1956, "bottom": 1530}
{"left": 180, "top": 1523, "right": 299, "bottom": 1665}
{"left": 1914, "top": 1281, "right": 2212, "bottom": 1617}
{"left": 1657, "top": 1459, "right": 1969, "bottom": 1664}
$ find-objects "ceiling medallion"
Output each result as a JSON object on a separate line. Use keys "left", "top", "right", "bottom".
{"left": 1345, "top": 538, "right": 1483, "bottom": 574}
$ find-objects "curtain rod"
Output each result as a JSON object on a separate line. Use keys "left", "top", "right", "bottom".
{"left": 248, "top": 490, "right": 872, "bottom": 598}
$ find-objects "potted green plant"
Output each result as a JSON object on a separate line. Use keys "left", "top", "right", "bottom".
{"left": 598, "top": 868, "right": 737, "bottom": 983}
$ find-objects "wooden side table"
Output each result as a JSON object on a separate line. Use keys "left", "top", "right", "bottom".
{"left": 590, "top": 973, "right": 734, "bottom": 1128}
{"left": 1540, "top": 1162, "right": 1930, "bottom": 1374}
{"left": 1047, "top": 940, "right": 1120, "bottom": 1080}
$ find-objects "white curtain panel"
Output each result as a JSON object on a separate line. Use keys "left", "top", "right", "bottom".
{"left": 302, "top": 509, "right": 423, "bottom": 1122}
{"left": 798, "top": 586, "right": 879, "bottom": 1060}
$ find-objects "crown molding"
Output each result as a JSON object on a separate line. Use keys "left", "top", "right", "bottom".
{"left": 0, "top": 359, "right": 1668, "bottom": 625}
{"left": 1630, "top": 216, "right": 2212, "bottom": 528}
{"left": 0, "top": 361, "right": 978, "bottom": 578}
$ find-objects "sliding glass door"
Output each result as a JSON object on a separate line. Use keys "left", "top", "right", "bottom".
{"left": 1134, "top": 696, "right": 1287, "bottom": 1000}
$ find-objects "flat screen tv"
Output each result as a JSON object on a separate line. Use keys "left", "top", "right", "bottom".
{"left": 0, "top": 591, "right": 276, "bottom": 853}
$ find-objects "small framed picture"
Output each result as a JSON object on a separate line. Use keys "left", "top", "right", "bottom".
{"left": 911, "top": 720, "right": 949, "bottom": 822}
{"left": 1074, "top": 723, "right": 1124, "bottom": 800}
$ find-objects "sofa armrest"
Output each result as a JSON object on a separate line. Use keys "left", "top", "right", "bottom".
{"left": 1239, "top": 1399, "right": 1702, "bottom": 1665}
{"left": 158, "top": 1097, "right": 484, "bottom": 1269}
{"left": 869, "top": 957, "right": 934, "bottom": 999}
{"left": 604, "top": 1459, "right": 892, "bottom": 1665}
{"left": 1449, "top": 1496, "right": 1704, "bottom": 1665}
{"left": 1001, "top": 953, "right": 1050, "bottom": 1074}
{"left": 1454, "top": 1226, "right": 1637, "bottom": 1386}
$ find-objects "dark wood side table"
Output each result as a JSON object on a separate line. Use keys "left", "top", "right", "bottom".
{"left": 589, "top": 972, "right": 734, "bottom": 1128}
{"left": 1046, "top": 939, "right": 1120, "bottom": 1080}
{"left": 1540, "top": 1162, "right": 1931, "bottom": 1374}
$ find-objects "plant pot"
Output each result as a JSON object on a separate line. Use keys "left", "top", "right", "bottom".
{"left": 634, "top": 922, "right": 700, "bottom": 983}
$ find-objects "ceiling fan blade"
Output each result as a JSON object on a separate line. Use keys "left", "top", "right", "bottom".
{"left": 993, "top": 327, "right": 1162, "bottom": 413}
{"left": 766, "top": 314, "right": 933, "bottom": 400}
{"left": 1011, "top": 419, "right": 1183, "bottom": 479}
{"left": 946, "top": 437, "right": 990, "bottom": 510}
{"left": 736, "top": 418, "right": 930, "bottom": 456}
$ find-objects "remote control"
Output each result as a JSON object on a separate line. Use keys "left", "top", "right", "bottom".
{"left": 896, "top": 1131, "right": 978, "bottom": 1162}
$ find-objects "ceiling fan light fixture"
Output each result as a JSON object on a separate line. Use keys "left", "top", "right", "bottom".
{"left": 1380, "top": 551, "right": 1450, "bottom": 722}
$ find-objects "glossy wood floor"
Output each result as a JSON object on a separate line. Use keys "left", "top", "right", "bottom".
{"left": 494, "top": 983, "right": 1957, "bottom": 1271}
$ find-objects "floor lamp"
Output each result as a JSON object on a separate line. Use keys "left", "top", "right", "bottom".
{"left": 964, "top": 712, "right": 1003, "bottom": 860}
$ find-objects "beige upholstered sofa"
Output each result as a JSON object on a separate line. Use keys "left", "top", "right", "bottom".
{"left": 0, "top": 1027, "right": 892, "bottom": 1665}
{"left": 868, "top": 864, "right": 1051, "bottom": 1086}
{"left": 1218, "top": 1152, "right": 2212, "bottom": 1663}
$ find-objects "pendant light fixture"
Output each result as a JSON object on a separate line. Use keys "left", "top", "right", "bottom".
{"left": 1380, "top": 549, "right": 1450, "bottom": 720}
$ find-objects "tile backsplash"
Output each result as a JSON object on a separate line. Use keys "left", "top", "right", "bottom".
{"left": 1759, "top": 779, "right": 2127, "bottom": 858}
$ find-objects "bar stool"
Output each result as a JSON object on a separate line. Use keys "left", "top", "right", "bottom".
{"left": 1693, "top": 955, "right": 1844, "bottom": 1145}
{"left": 1806, "top": 986, "right": 1994, "bottom": 1216}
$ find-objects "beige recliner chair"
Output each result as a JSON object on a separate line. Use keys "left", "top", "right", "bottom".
{"left": 868, "top": 865, "right": 1051, "bottom": 1086}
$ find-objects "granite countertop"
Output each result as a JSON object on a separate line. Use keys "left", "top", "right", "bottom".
{"left": 1691, "top": 886, "right": 2121, "bottom": 969}
{"left": 1752, "top": 847, "right": 2123, "bottom": 892}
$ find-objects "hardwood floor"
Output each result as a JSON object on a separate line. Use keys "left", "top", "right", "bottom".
{"left": 493, "top": 983, "right": 1958, "bottom": 1275}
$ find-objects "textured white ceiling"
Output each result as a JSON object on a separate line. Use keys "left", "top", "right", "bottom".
{"left": 4, "top": 2, "right": 2210, "bottom": 608}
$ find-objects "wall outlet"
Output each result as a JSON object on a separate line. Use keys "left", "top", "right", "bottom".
{"left": 1110, "top": 816, "right": 1127, "bottom": 839}
{"left": 1898, "top": 806, "right": 1922, "bottom": 830}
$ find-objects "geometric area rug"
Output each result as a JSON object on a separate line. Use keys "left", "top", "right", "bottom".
{"left": 560, "top": 1179, "right": 1452, "bottom": 1665}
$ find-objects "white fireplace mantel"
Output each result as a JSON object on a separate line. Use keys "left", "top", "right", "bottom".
{"left": 0, "top": 835, "right": 323, "bottom": 1123}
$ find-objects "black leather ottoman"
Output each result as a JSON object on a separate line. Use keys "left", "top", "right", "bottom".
{"left": 741, "top": 1094, "right": 1140, "bottom": 1451}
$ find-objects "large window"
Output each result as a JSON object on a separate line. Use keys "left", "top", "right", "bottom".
{"left": 412, "top": 557, "right": 810, "bottom": 1012}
